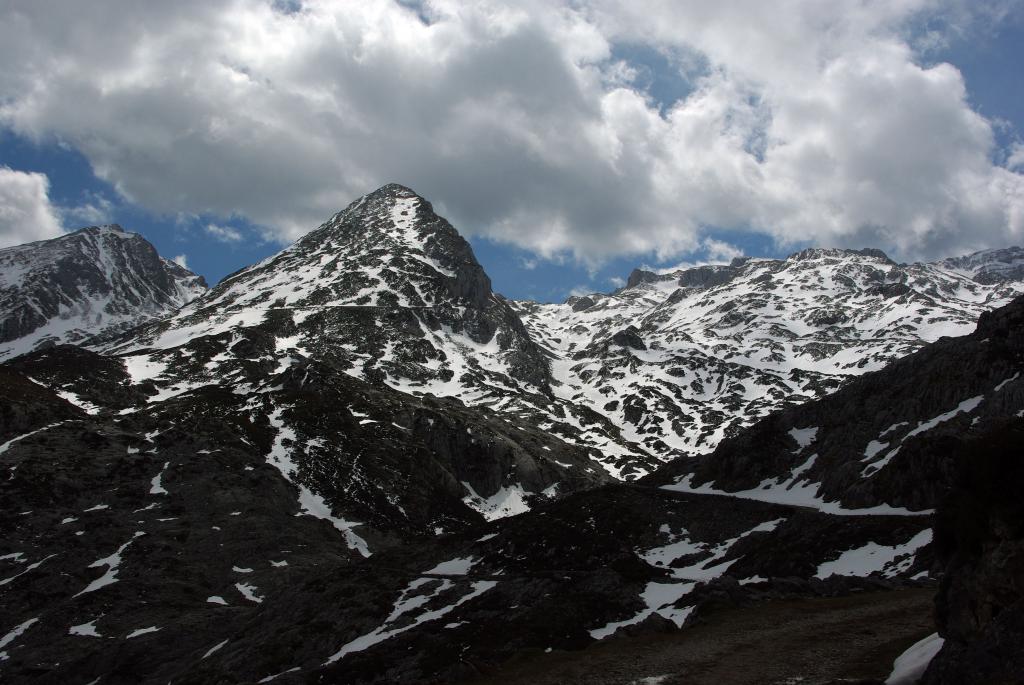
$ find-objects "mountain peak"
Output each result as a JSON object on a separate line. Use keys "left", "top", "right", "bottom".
{"left": 0, "top": 225, "right": 207, "bottom": 359}
{"left": 368, "top": 182, "right": 419, "bottom": 197}
{"left": 73, "top": 223, "right": 128, "bottom": 235}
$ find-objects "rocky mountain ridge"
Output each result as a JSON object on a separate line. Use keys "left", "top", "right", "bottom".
{"left": 0, "top": 225, "right": 207, "bottom": 361}
{"left": 513, "top": 244, "right": 1024, "bottom": 471}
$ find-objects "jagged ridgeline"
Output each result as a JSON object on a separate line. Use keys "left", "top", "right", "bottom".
{"left": 1, "top": 183, "right": 1023, "bottom": 684}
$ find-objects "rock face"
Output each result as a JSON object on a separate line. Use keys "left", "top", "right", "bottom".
{"left": 513, "top": 247, "right": 1024, "bottom": 475}
{"left": 922, "top": 419, "right": 1024, "bottom": 684}
{"left": 0, "top": 225, "right": 207, "bottom": 360}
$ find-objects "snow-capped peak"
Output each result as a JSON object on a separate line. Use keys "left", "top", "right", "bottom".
{"left": 0, "top": 225, "right": 207, "bottom": 360}
{"left": 101, "top": 183, "right": 552, "bottom": 402}
{"left": 936, "top": 246, "right": 1024, "bottom": 284}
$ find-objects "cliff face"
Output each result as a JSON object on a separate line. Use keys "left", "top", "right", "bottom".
{"left": 923, "top": 419, "right": 1024, "bottom": 684}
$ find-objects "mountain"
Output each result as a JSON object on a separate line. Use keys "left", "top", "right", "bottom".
{"left": 645, "top": 288, "right": 1024, "bottom": 512}
{"left": 4, "top": 293, "right": 1021, "bottom": 683}
{"left": 936, "top": 246, "right": 1024, "bottom": 284}
{"left": 1, "top": 184, "right": 1022, "bottom": 683}
{"left": 100, "top": 184, "right": 550, "bottom": 394}
{"left": 0, "top": 225, "right": 207, "bottom": 361}
{"left": 70, "top": 185, "right": 611, "bottom": 537}
{"left": 512, "top": 246, "right": 1024, "bottom": 472}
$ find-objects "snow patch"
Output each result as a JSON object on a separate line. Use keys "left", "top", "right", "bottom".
{"left": 0, "top": 554, "right": 57, "bottom": 587}
{"left": 266, "top": 409, "right": 371, "bottom": 557}
{"left": 69, "top": 620, "right": 101, "bottom": 637}
{"left": 325, "top": 577, "right": 498, "bottom": 663}
{"left": 886, "top": 632, "right": 944, "bottom": 685}
{"left": 461, "top": 482, "right": 531, "bottom": 521}
{"left": 203, "top": 638, "right": 230, "bottom": 659}
{"left": 236, "top": 582, "right": 264, "bottom": 603}
{"left": 125, "top": 626, "right": 160, "bottom": 639}
{"left": 149, "top": 461, "right": 170, "bottom": 495}
{"left": 0, "top": 422, "right": 63, "bottom": 456}
{"left": 0, "top": 617, "right": 39, "bottom": 661}
{"left": 589, "top": 582, "right": 696, "bottom": 639}
{"left": 425, "top": 557, "right": 477, "bottom": 576}
{"left": 665, "top": 474, "right": 932, "bottom": 516}
{"left": 816, "top": 529, "right": 932, "bottom": 579}
{"left": 788, "top": 426, "right": 818, "bottom": 449}
{"left": 74, "top": 532, "right": 144, "bottom": 596}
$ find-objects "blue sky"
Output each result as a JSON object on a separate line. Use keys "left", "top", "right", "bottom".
{"left": 1, "top": 1, "right": 1022, "bottom": 302}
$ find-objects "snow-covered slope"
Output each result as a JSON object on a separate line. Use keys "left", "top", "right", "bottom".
{"left": 105, "top": 184, "right": 550, "bottom": 399}
{"left": 89, "top": 184, "right": 610, "bottom": 534}
{"left": 513, "top": 247, "right": 1024, "bottom": 465}
{"left": 937, "top": 246, "right": 1024, "bottom": 284}
{"left": 0, "top": 225, "right": 207, "bottom": 360}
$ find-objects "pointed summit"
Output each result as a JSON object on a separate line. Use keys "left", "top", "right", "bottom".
{"left": 368, "top": 181, "right": 418, "bottom": 197}
{"left": 106, "top": 184, "right": 552, "bottom": 395}
{"left": 270, "top": 181, "right": 492, "bottom": 310}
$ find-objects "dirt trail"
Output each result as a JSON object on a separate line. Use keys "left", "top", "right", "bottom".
{"left": 464, "top": 588, "right": 935, "bottom": 685}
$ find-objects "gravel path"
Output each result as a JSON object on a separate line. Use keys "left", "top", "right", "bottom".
{"left": 465, "top": 588, "right": 935, "bottom": 685}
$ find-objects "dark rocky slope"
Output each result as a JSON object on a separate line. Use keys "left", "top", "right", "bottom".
{"left": 922, "top": 418, "right": 1024, "bottom": 684}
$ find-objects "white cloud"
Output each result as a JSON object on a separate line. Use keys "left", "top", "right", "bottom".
{"left": 172, "top": 254, "right": 189, "bottom": 269}
{"left": 568, "top": 285, "right": 597, "bottom": 297}
{"left": 0, "top": 166, "right": 64, "bottom": 248}
{"left": 62, "top": 192, "right": 115, "bottom": 226}
{"left": 0, "top": 0, "right": 1021, "bottom": 263}
{"left": 701, "top": 238, "right": 743, "bottom": 264}
{"left": 1009, "top": 142, "right": 1024, "bottom": 171}
{"left": 205, "top": 222, "right": 244, "bottom": 243}
{"left": 607, "top": 275, "right": 626, "bottom": 288}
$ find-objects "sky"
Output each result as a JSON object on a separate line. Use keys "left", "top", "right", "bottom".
{"left": 0, "top": 0, "right": 1023, "bottom": 302}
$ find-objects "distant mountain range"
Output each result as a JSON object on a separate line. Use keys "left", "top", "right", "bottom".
{"left": 0, "top": 184, "right": 1021, "bottom": 684}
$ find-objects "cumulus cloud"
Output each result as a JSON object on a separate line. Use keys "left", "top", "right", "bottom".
{"left": 0, "top": 0, "right": 1021, "bottom": 263}
{"left": 62, "top": 192, "right": 115, "bottom": 227}
{"left": 0, "top": 166, "right": 64, "bottom": 248}
{"left": 1009, "top": 142, "right": 1024, "bottom": 171}
{"left": 206, "top": 223, "right": 244, "bottom": 243}
{"left": 701, "top": 238, "right": 743, "bottom": 264}
{"left": 568, "top": 284, "right": 598, "bottom": 297}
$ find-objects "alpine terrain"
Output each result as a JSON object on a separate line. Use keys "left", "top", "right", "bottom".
{"left": 0, "top": 183, "right": 1022, "bottom": 685}
{"left": 0, "top": 225, "right": 208, "bottom": 361}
